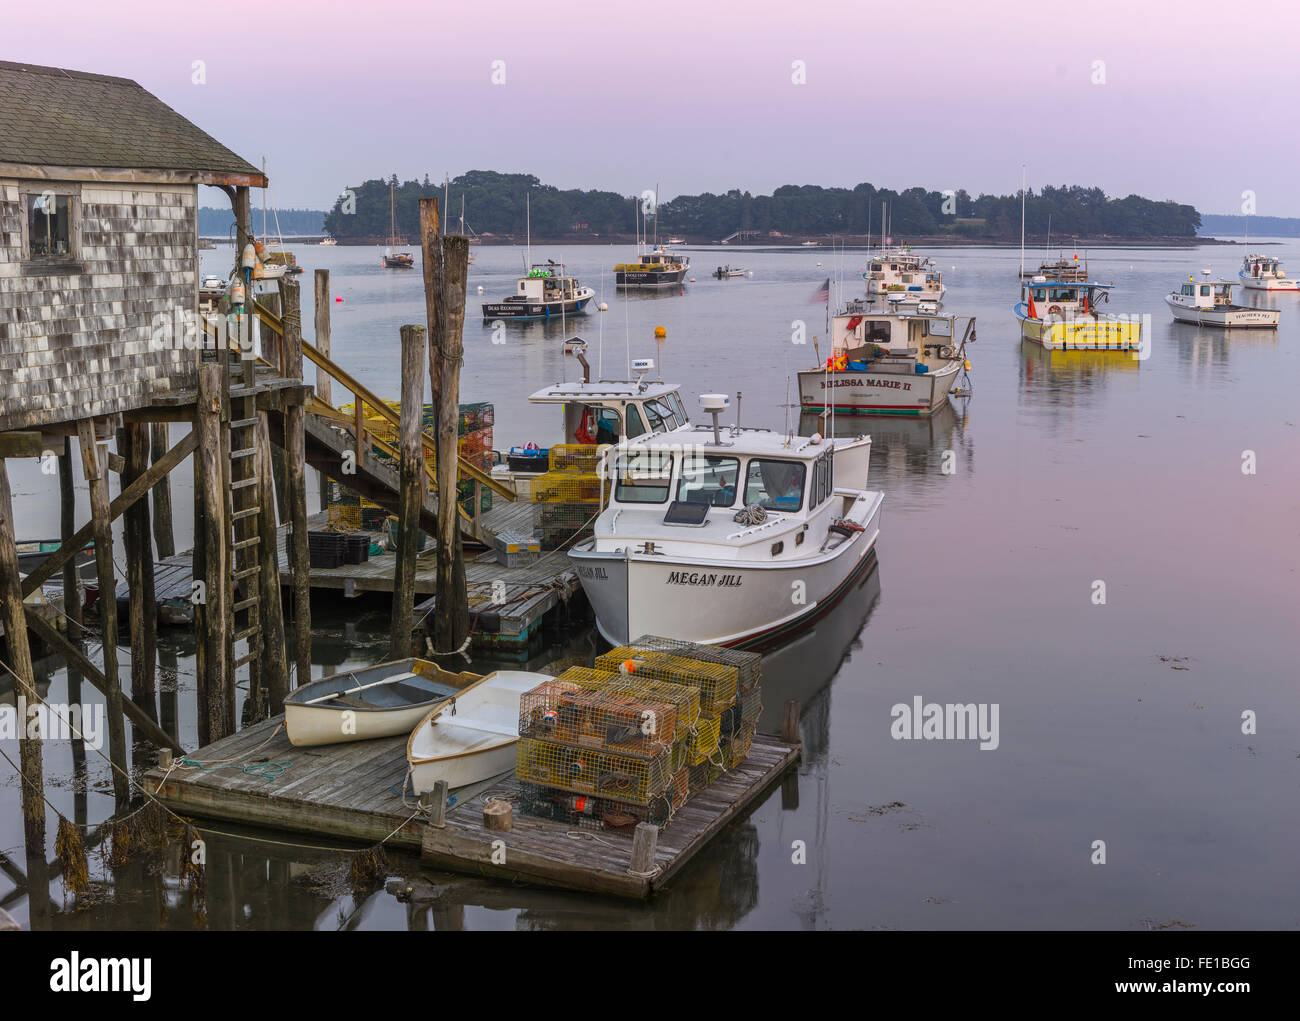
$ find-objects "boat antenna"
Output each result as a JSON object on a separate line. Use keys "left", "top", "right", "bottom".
{"left": 262, "top": 156, "right": 268, "bottom": 240}
{"left": 598, "top": 270, "right": 605, "bottom": 378}
{"left": 1019, "top": 163, "right": 1026, "bottom": 279}
{"left": 526, "top": 191, "right": 532, "bottom": 269}
{"left": 624, "top": 271, "right": 632, "bottom": 379}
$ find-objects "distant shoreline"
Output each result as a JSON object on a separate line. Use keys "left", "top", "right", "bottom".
{"left": 203, "top": 234, "right": 1247, "bottom": 249}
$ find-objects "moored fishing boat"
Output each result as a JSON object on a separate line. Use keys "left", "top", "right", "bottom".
{"left": 569, "top": 396, "right": 881, "bottom": 648}
{"left": 614, "top": 245, "right": 690, "bottom": 288}
{"left": 481, "top": 260, "right": 594, "bottom": 320}
{"left": 713, "top": 265, "right": 745, "bottom": 279}
{"left": 1238, "top": 253, "right": 1299, "bottom": 291}
{"left": 798, "top": 301, "right": 974, "bottom": 416}
{"left": 863, "top": 246, "right": 945, "bottom": 306}
{"left": 406, "top": 671, "right": 550, "bottom": 792}
{"left": 283, "top": 658, "right": 481, "bottom": 747}
{"left": 1166, "top": 272, "right": 1280, "bottom": 328}
{"left": 1014, "top": 277, "right": 1141, "bottom": 350}
{"left": 382, "top": 179, "right": 414, "bottom": 268}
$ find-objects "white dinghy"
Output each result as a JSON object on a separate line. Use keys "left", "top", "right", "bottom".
{"left": 406, "top": 670, "right": 549, "bottom": 793}
{"left": 284, "top": 658, "right": 481, "bottom": 747}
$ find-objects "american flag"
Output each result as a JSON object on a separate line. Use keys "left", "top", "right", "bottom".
{"left": 811, "top": 277, "right": 830, "bottom": 303}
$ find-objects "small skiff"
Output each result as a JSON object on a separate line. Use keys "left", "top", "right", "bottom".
{"left": 406, "top": 670, "right": 548, "bottom": 793}
{"left": 283, "top": 658, "right": 481, "bottom": 747}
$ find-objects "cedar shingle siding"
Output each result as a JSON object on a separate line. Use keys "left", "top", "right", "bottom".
{"left": 0, "top": 181, "right": 198, "bottom": 430}
{"left": 0, "top": 62, "right": 261, "bottom": 431}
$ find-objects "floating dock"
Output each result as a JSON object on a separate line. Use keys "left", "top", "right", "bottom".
{"left": 145, "top": 717, "right": 799, "bottom": 899}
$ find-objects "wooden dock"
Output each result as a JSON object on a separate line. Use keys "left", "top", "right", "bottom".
{"left": 145, "top": 716, "right": 799, "bottom": 899}
{"left": 275, "top": 511, "right": 585, "bottom": 653}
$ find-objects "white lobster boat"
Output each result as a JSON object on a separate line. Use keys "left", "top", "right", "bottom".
{"left": 283, "top": 658, "right": 482, "bottom": 747}
{"left": 406, "top": 670, "right": 548, "bottom": 793}
{"left": 797, "top": 301, "right": 974, "bottom": 417}
{"left": 1166, "top": 273, "right": 1280, "bottom": 328}
{"left": 864, "top": 247, "right": 945, "bottom": 307}
{"left": 569, "top": 396, "right": 882, "bottom": 649}
{"left": 1239, "top": 253, "right": 1299, "bottom": 292}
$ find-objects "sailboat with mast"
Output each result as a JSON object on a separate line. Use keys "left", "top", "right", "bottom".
{"left": 382, "top": 178, "right": 414, "bottom": 269}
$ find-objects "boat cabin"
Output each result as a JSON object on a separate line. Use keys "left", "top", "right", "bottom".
{"left": 865, "top": 249, "right": 944, "bottom": 299}
{"left": 514, "top": 263, "right": 581, "bottom": 302}
{"left": 526, "top": 378, "right": 693, "bottom": 446}
{"left": 604, "top": 427, "right": 845, "bottom": 537}
{"left": 1021, "top": 279, "right": 1112, "bottom": 319}
{"left": 831, "top": 304, "right": 964, "bottom": 365}
{"left": 1173, "top": 278, "right": 1237, "bottom": 310}
{"left": 614, "top": 247, "right": 689, "bottom": 272}
{"left": 1241, "top": 254, "right": 1285, "bottom": 280}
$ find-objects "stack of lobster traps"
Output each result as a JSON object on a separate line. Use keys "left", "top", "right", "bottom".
{"left": 529, "top": 443, "right": 606, "bottom": 550}
{"left": 515, "top": 637, "right": 762, "bottom": 833}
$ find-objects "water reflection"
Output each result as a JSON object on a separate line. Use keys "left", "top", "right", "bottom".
{"left": 801, "top": 403, "right": 973, "bottom": 494}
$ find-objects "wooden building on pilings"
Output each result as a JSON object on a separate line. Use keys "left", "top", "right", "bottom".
{"left": 0, "top": 61, "right": 314, "bottom": 819}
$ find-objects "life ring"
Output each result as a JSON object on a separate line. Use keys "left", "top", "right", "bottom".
{"left": 1047, "top": 304, "right": 1064, "bottom": 317}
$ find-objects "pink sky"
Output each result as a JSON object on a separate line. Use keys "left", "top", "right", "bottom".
{"left": 10, "top": 0, "right": 1300, "bottom": 214}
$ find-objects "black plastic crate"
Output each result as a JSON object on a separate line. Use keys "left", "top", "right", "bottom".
{"left": 342, "top": 534, "right": 370, "bottom": 565}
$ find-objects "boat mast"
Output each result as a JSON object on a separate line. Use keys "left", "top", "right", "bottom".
{"left": 261, "top": 156, "right": 267, "bottom": 240}
{"left": 1019, "top": 164, "right": 1026, "bottom": 278}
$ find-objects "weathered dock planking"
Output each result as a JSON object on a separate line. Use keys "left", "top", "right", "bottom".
{"left": 145, "top": 717, "right": 799, "bottom": 899}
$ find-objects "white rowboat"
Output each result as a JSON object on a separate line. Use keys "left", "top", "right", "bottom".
{"left": 284, "top": 658, "right": 481, "bottom": 747}
{"left": 406, "top": 670, "right": 549, "bottom": 793}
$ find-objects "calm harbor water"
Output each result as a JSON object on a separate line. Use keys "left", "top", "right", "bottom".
{"left": 3, "top": 239, "right": 1298, "bottom": 929}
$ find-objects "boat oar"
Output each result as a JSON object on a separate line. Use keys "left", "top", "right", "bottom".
{"left": 302, "top": 672, "right": 421, "bottom": 706}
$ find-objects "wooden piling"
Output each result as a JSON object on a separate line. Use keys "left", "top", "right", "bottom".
{"left": 420, "top": 198, "right": 469, "bottom": 652}
{"left": 780, "top": 700, "right": 802, "bottom": 744}
{"left": 629, "top": 822, "right": 659, "bottom": 875}
{"left": 314, "top": 269, "right": 332, "bottom": 512}
{"left": 0, "top": 459, "right": 46, "bottom": 847}
{"left": 280, "top": 278, "right": 312, "bottom": 684}
{"left": 255, "top": 413, "right": 289, "bottom": 709}
{"left": 75, "top": 419, "right": 129, "bottom": 805}
{"left": 57, "top": 437, "right": 82, "bottom": 634}
{"left": 390, "top": 324, "right": 427, "bottom": 660}
{"left": 428, "top": 779, "right": 449, "bottom": 828}
{"left": 193, "top": 365, "right": 233, "bottom": 744}
{"left": 149, "top": 422, "right": 175, "bottom": 559}
{"left": 120, "top": 421, "right": 156, "bottom": 700}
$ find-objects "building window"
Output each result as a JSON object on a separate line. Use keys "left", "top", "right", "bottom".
{"left": 27, "top": 193, "right": 73, "bottom": 257}
{"left": 21, "top": 186, "right": 80, "bottom": 268}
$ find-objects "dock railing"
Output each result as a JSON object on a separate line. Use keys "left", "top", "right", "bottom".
{"left": 249, "top": 300, "right": 515, "bottom": 543}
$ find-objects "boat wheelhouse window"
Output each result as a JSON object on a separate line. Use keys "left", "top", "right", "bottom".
{"left": 666, "top": 391, "right": 689, "bottom": 425}
{"left": 865, "top": 321, "right": 891, "bottom": 345}
{"left": 1181, "top": 284, "right": 1194, "bottom": 296}
{"left": 1200, "top": 285, "right": 1210, "bottom": 296}
{"left": 743, "top": 459, "right": 806, "bottom": 512}
{"left": 624, "top": 405, "right": 647, "bottom": 438}
{"left": 871, "top": 263, "right": 882, "bottom": 272}
{"left": 1049, "top": 288, "right": 1076, "bottom": 302}
{"left": 643, "top": 399, "right": 674, "bottom": 433}
{"left": 613, "top": 450, "right": 674, "bottom": 504}
{"left": 923, "top": 318, "right": 952, "bottom": 337}
{"left": 677, "top": 454, "right": 740, "bottom": 507}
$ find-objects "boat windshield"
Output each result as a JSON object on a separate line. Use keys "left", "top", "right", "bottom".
{"left": 614, "top": 450, "right": 674, "bottom": 504}
{"left": 677, "top": 454, "right": 739, "bottom": 507}
{"left": 743, "top": 458, "right": 806, "bottom": 512}
{"left": 643, "top": 398, "right": 678, "bottom": 433}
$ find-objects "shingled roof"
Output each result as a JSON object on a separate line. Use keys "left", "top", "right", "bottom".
{"left": 0, "top": 61, "right": 265, "bottom": 184}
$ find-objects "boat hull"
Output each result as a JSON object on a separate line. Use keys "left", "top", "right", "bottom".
{"left": 1014, "top": 302, "right": 1141, "bottom": 350}
{"left": 1165, "top": 297, "right": 1279, "bottom": 328}
{"left": 570, "top": 492, "right": 883, "bottom": 649}
{"left": 1238, "top": 272, "right": 1300, "bottom": 292}
{"left": 797, "top": 360, "right": 961, "bottom": 416}
{"left": 481, "top": 296, "right": 591, "bottom": 320}
{"left": 286, "top": 701, "right": 432, "bottom": 747}
{"left": 615, "top": 268, "right": 688, "bottom": 288}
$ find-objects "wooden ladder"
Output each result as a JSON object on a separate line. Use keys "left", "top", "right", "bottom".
{"left": 227, "top": 356, "right": 264, "bottom": 719}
